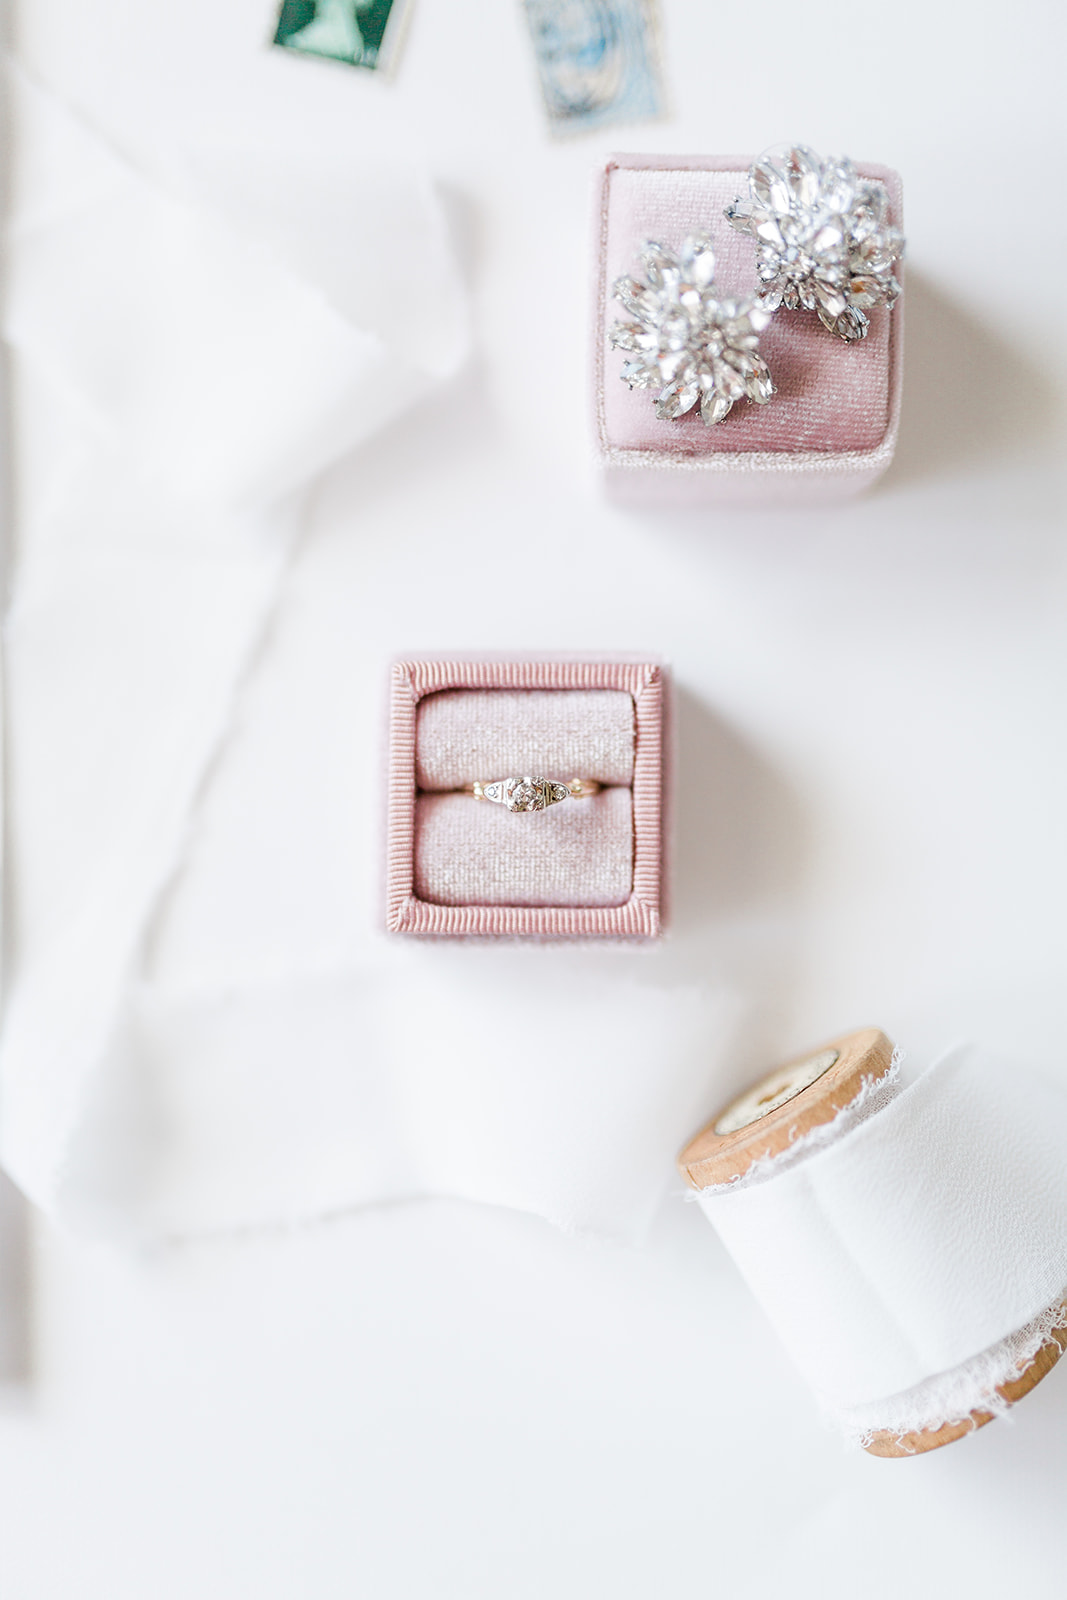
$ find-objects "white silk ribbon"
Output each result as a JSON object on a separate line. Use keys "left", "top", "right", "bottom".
{"left": 0, "top": 70, "right": 469, "bottom": 1221}
{"left": 700, "top": 1046, "right": 1067, "bottom": 1410}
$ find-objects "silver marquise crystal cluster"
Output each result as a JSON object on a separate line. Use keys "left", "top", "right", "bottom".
{"left": 725, "top": 145, "right": 904, "bottom": 342}
{"left": 609, "top": 234, "right": 775, "bottom": 427}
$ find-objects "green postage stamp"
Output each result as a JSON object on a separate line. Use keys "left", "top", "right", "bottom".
{"left": 273, "top": 0, "right": 410, "bottom": 72}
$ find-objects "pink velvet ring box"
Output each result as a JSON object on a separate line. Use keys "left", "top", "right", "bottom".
{"left": 594, "top": 154, "right": 904, "bottom": 507}
{"left": 386, "top": 660, "right": 665, "bottom": 936}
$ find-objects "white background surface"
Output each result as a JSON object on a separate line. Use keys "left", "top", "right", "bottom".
{"left": 2, "top": 0, "right": 1067, "bottom": 1594}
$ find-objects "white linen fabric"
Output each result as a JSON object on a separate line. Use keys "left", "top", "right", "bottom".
{"left": 1, "top": 61, "right": 732, "bottom": 1246}
{"left": 0, "top": 69, "right": 474, "bottom": 1233}
{"left": 63, "top": 962, "right": 727, "bottom": 1241}
{"left": 698, "top": 1046, "right": 1067, "bottom": 1411}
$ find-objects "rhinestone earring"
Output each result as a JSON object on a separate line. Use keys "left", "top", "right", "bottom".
{"left": 725, "top": 144, "right": 904, "bottom": 342}
{"left": 608, "top": 233, "right": 776, "bottom": 428}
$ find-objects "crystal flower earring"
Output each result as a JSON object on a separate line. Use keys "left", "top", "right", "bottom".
{"left": 608, "top": 233, "right": 775, "bottom": 427}
{"left": 725, "top": 144, "right": 904, "bottom": 342}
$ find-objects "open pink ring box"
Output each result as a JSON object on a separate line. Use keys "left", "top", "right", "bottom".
{"left": 594, "top": 153, "right": 904, "bottom": 508}
{"left": 386, "top": 659, "right": 665, "bottom": 937}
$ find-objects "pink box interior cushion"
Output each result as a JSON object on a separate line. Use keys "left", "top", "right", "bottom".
{"left": 593, "top": 154, "right": 904, "bottom": 505}
{"left": 387, "top": 661, "right": 664, "bottom": 937}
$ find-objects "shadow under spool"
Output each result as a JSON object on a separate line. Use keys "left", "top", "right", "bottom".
{"left": 678, "top": 1028, "right": 1067, "bottom": 1457}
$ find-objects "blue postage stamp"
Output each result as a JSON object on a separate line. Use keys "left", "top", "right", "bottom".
{"left": 522, "top": 0, "right": 664, "bottom": 136}
{"left": 273, "top": 0, "right": 410, "bottom": 72}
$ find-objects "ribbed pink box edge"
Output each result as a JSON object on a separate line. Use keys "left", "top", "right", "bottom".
{"left": 386, "top": 660, "right": 663, "bottom": 937}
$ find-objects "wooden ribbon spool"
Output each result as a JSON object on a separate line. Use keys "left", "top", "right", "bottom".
{"left": 678, "top": 1027, "right": 1067, "bottom": 1457}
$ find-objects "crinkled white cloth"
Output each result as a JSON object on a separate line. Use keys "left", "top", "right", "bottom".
{"left": 0, "top": 60, "right": 730, "bottom": 1245}
{"left": 0, "top": 66, "right": 468, "bottom": 1233}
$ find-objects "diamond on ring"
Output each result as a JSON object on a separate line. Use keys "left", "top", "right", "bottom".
{"left": 609, "top": 234, "right": 775, "bottom": 426}
{"left": 471, "top": 777, "right": 600, "bottom": 813}
{"left": 725, "top": 144, "right": 904, "bottom": 342}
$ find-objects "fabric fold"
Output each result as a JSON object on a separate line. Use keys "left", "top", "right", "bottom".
{"left": 2, "top": 69, "right": 732, "bottom": 1251}
{"left": 1, "top": 70, "right": 470, "bottom": 1222}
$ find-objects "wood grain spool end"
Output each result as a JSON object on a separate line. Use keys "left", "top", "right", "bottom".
{"left": 677, "top": 1026, "right": 894, "bottom": 1191}
{"left": 863, "top": 1321, "right": 1067, "bottom": 1457}
{"left": 678, "top": 1027, "right": 1067, "bottom": 1457}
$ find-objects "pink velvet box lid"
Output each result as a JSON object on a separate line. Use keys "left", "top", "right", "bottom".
{"left": 594, "top": 154, "right": 904, "bottom": 507}
{"left": 386, "top": 660, "right": 664, "bottom": 937}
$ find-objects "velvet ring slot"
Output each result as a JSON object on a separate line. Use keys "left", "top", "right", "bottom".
{"left": 385, "top": 660, "right": 665, "bottom": 936}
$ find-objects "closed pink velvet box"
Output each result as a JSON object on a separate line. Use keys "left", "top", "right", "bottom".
{"left": 594, "top": 154, "right": 904, "bottom": 507}
{"left": 386, "top": 659, "right": 664, "bottom": 937}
